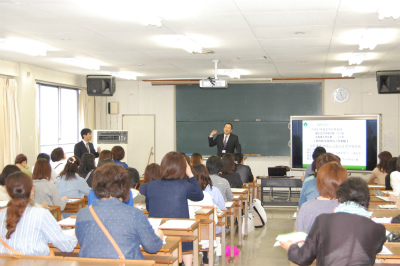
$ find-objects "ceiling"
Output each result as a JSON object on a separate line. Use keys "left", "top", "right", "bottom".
{"left": 0, "top": 0, "right": 400, "bottom": 80}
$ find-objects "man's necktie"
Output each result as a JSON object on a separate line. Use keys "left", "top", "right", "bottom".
{"left": 86, "top": 143, "right": 90, "bottom": 152}
{"left": 223, "top": 136, "right": 227, "bottom": 148}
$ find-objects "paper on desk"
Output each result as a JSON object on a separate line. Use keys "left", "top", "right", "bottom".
{"left": 371, "top": 217, "right": 393, "bottom": 224}
{"left": 0, "top": 201, "right": 9, "bottom": 207}
{"left": 67, "top": 199, "right": 80, "bottom": 203}
{"left": 57, "top": 217, "right": 76, "bottom": 226}
{"left": 376, "top": 196, "right": 391, "bottom": 202}
{"left": 148, "top": 218, "right": 162, "bottom": 232}
{"left": 379, "top": 245, "right": 393, "bottom": 255}
{"left": 293, "top": 212, "right": 297, "bottom": 218}
{"left": 233, "top": 195, "right": 240, "bottom": 199}
{"left": 225, "top": 202, "right": 234, "bottom": 208}
{"left": 231, "top": 188, "right": 246, "bottom": 193}
{"left": 368, "top": 185, "right": 386, "bottom": 188}
{"left": 379, "top": 205, "right": 398, "bottom": 209}
{"left": 159, "top": 220, "right": 195, "bottom": 229}
{"left": 274, "top": 231, "right": 308, "bottom": 247}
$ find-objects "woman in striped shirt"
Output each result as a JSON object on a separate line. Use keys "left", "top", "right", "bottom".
{"left": 0, "top": 172, "right": 76, "bottom": 255}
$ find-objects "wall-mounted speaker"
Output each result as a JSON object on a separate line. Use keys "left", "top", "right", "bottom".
{"left": 377, "top": 71, "right": 400, "bottom": 94}
{"left": 87, "top": 75, "right": 116, "bottom": 96}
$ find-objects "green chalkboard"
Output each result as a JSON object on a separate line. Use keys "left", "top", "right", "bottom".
{"left": 176, "top": 83, "right": 322, "bottom": 156}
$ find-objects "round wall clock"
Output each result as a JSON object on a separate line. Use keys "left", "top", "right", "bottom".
{"left": 333, "top": 87, "right": 349, "bottom": 103}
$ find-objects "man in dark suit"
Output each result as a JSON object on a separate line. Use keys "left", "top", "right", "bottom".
{"left": 208, "top": 123, "right": 241, "bottom": 157}
{"left": 74, "top": 128, "right": 101, "bottom": 159}
{"left": 234, "top": 152, "right": 254, "bottom": 183}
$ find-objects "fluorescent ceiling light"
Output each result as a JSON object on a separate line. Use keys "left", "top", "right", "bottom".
{"left": 378, "top": 1, "right": 400, "bottom": 20}
{"left": 156, "top": 35, "right": 203, "bottom": 53}
{"left": 341, "top": 66, "right": 356, "bottom": 77}
{"left": 111, "top": 71, "right": 138, "bottom": 80}
{"left": 359, "top": 29, "right": 385, "bottom": 50}
{"left": 0, "top": 38, "right": 48, "bottom": 56}
{"left": 348, "top": 53, "right": 367, "bottom": 65}
{"left": 218, "top": 69, "right": 241, "bottom": 79}
{"left": 59, "top": 58, "right": 101, "bottom": 70}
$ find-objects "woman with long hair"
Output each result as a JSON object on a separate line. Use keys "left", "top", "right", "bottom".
{"left": 56, "top": 156, "right": 90, "bottom": 198}
{"left": 145, "top": 152, "right": 204, "bottom": 266}
{"left": 219, "top": 153, "right": 243, "bottom": 188}
{"left": 33, "top": 158, "right": 67, "bottom": 211}
{"left": 368, "top": 151, "right": 392, "bottom": 185}
{"left": 0, "top": 172, "right": 76, "bottom": 255}
{"left": 78, "top": 153, "right": 96, "bottom": 187}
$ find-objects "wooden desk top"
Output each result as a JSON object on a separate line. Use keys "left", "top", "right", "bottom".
{"left": 370, "top": 209, "right": 400, "bottom": 218}
{"left": 0, "top": 254, "right": 155, "bottom": 266}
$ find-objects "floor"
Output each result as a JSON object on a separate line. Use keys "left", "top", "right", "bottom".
{"left": 218, "top": 207, "right": 296, "bottom": 266}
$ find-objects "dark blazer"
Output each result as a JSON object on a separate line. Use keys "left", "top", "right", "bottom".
{"left": 219, "top": 172, "right": 243, "bottom": 188}
{"left": 288, "top": 212, "right": 385, "bottom": 266}
{"left": 208, "top": 134, "right": 241, "bottom": 157}
{"left": 235, "top": 164, "right": 254, "bottom": 183}
{"left": 74, "top": 141, "right": 99, "bottom": 159}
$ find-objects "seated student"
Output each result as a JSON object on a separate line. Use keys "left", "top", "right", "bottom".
{"left": 75, "top": 164, "right": 163, "bottom": 260}
{"left": 390, "top": 156, "right": 400, "bottom": 194}
{"left": 295, "top": 161, "right": 347, "bottom": 233}
{"left": 50, "top": 147, "right": 67, "bottom": 176}
{"left": 191, "top": 153, "right": 203, "bottom": 165}
{"left": 112, "top": 146, "right": 128, "bottom": 168}
{"left": 78, "top": 153, "right": 96, "bottom": 187}
{"left": 139, "top": 163, "right": 161, "bottom": 195}
{"left": 234, "top": 153, "right": 254, "bottom": 183}
{"left": 302, "top": 161, "right": 316, "bottom": 184}
{"left": 303, "top": 146, "right": 326, "bottom": 180}
{"left": 98, "top": 150, "right": 113, "bottom": 162}
{"left": 14, "top": 154, "right": 32, "bottom": 178}
{"left": 33, "top": 153, "right": 57, "bottom": 183}
{"left": 298, "top": 153, "right": 340, "bottom": 209}
{"left": 281, "top": 177, "right": 386, "bottom": 266}
{"left": 127, "top": 167, "right": 145, "bottom": 204}
{"left": 87, "top": 159, "right": 133, "bottom": 206}
{"left": 206, "top": 156, "right": 233, "bottom": 201}
{"left": 145, "top": 152, "right": 204, "bottom": 266}
{"left": 0, "top": 172, "right": 77, "bottom": 255}
{"left": 368, "top": 151, "right": 392, "bottom": 185}
{"left": 0, "top": 165, "right": 21, "bottom": 201}
{"left": 219, "top": 154, "right": 243, "bottom": 188}
{"left": 32, "top": 159, "right": 67, "bottom": 211}
{"left": 56, "top": 156, "right": 90, "bottom": 198}
{"left": 386, "top": 157, "right": 397, "bottom": 190}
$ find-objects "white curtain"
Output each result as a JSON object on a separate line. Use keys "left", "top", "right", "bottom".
{"left": 79, "top": 88, "right": 96, "bottom": 130}
{"left": 0, "top": 78, "right": 21, "bottom": 169}
{"left": 94, "top": 96, "right": 107, "bottom": 130}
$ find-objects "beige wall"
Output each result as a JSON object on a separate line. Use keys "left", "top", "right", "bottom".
{"left": 2, "top": 59, "right": 400, "bottom": 178}
{"left": 0, "top": 60, "right": 85, "bottom": 167}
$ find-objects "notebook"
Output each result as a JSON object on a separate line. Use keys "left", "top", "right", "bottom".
{"left": 268, "top": 167, "right": 287, "bottom": 177}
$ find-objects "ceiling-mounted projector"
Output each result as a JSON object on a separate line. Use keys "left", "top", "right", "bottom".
{"left": 200, "top": 78, "right": 227, "bottom": 89}
{"left": 200, "top": 59, "right": 228, "bottom": 89}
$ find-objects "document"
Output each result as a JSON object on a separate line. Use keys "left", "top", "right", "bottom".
{"left": 231, "top": 188, "right": 246, "bottom": 193}
{"left": 378, "top": 245, "right": 393, "bottom": 255}
{"left": 371, "top": 217, "right": 393, "bottom": 224}
{"left": 225, "top": 202, "right": 234, "bottom": 208}
{"left": 159, "top": 220, "right": 195, "bottom": 229}
{"left": 376, "top": 196, "right": 391, "bottom": 202}
{"left": 378, "top": 205, "right": 398, "bottom": 209}
{"left": 67, "top": 199, "right": 80, "bottom": 203}
{"left": 274, "top": 231, "right": 308, "bottom": 247}
{"left": 57, "top": 217, "right": 76, "bottom": 226}
{"left": 148, "top": 218, "right": 162, "bottom": 232}
{"left": 0, "top": 201, "right": 9, "bottom": 207}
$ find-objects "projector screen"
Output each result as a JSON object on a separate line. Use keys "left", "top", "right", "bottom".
{"left": 290, "top": 115, "right": 380, "bottom": 172}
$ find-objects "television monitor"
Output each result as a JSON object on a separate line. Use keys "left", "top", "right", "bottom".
{"left": 290, "top": 115, "right": 380, "bottom": 172}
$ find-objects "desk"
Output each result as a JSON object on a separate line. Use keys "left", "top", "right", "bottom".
{"left": 225, "top": 201, "right": 235, "bottom": 262}
{"left": 48, "top": 205, "right": 61, "bottom": 221}
{"left": 62, "top": 198, "right": 86, "bottom": 214}
{"left": 158, "top": 218, "right": 200, "bottom": 266}
{"left": 0, "top": 254, "right": 156, "bottom": 266}
{"left": 217, "top": 210, "right": 226, "bottom": 261}
{"left": 195, "top": 207, "right": 215, "bottom": 265}
{"left": 232, "top": 195, "right": 243, "bottom": 247}
{"left": 258, "top": 177, "right": 302, "bottom": 205}
{"left": 370, "top": 209, "right": 399, "bottom": 218}
{"left": 232, "top": 188, "right": 250, "bottom": 240}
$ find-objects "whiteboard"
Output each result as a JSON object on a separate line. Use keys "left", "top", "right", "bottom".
{"left": 122, "top": 115, "right": 155, "bottom": 175}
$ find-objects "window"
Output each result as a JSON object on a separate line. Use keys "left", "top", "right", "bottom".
{"left": 39, "top": 84, "right": 79, "bottom": 158}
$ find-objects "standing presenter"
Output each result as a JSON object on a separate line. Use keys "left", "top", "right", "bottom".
{"left": 208, "top": 123, "right": 241, "bottom": 157}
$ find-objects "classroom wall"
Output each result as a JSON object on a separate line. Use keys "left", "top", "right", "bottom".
{"left": 2, "top": 58, "right": 399, "bottom": 179}
{"left": 0, "top": 59, "right": 85, "bottom": 167}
